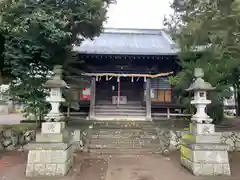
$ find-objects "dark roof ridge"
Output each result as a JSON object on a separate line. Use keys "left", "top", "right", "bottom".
{"left": 103, "top": 28, "right": 163, "bottom": 35}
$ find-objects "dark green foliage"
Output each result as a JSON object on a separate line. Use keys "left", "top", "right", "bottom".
{"left": 165, "top": 0, "right": 240, "bottom": 123}
{"left": 0, "top": 0, "right": 113, "bottom": 118}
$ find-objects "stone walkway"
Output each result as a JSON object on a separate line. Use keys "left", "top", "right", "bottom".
{"left": 1, "top": 151, "right": 240, "bottom": 180}
{"left": 0, "top": 113, "right": 25, "bottom": 125}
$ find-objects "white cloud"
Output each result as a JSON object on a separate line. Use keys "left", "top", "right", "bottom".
{"left": 104, "top": 0, "right": 173, "bottom": 29}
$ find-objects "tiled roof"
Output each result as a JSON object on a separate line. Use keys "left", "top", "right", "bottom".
{"left": 73, "top": 28, "right": 178, "bottom": 55}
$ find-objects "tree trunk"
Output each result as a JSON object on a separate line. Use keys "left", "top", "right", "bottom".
{"left": 237, "top": 90, "right": 240, "bottom": 116}
{"left": 234, "top": 83, "right": 240, "bottom": 116}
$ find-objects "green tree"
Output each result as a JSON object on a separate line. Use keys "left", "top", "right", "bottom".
{"left": 165, "top": 0, "right": 240, "bottom": 122}
{"left": 0, "top": 0, "right": 114, "bottom": 118}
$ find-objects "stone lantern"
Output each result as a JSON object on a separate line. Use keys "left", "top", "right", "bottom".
{"left": 44, "top": 65, "right": 67, "bottom": 121}
{"left": 186, "top": 68, "right": 215, "bottom": 124}
{"left": 26, "top": 65, "right": 73, "bottom": 177}
{"left": 180, "top": 68, "right": 230, "bottom": 176}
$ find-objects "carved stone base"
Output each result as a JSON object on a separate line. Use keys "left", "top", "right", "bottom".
{"left": 181, "top": 144, "right": 230, "bottom": 176}
{"left": 190, "top": 123, "right": 215, "bottom": 134}
{"left": 25, "top": 142, "right": 73, "bottom": 177}
{"left": 36, "top": 131, "right": 71, "bottom": 143}
{"left": 25, "top": 121, "right": 73, "bottom": 177}
{"left": 180, "top": 123, "right": 231, "bottom": 176}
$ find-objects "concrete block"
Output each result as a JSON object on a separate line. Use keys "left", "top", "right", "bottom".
{"left": 201, "top": 164, "right": 214, "bottom": 175}
{"left": 56, "top": 157, "right": 73, "bottom": 176}
{"left": 213, "top": 164, "right": 223, "bottom": 175}
{"left": 194, "top": 134, "right": 221, "bottom": 143}
{"left": 180, "top": 145, "right": 193, "bottom": 161}
{"left": 181, "top": 143, "right": 231, "bottom": 176}
{"left": 72, "top": 129, "right": 81, "bottom": 142}
{"left": 27, "top": 149, "right": 71, "bottom": 164}
{"left": 191, "top": 123, "right": 215, "bottom": 135}
{"left": 193, "top": 150, "right": 229, "bottom": 163}
{"left": 223, "top": 164, "right": 231, "bottom": 175}
{"left": 36, "top": 131, "right": 70, "bottom": 143}
{"left": 26, "top": 148, "right": 73, "bottom": 177}
{"left": 25, "top": 141, "right": 71, "bottom": 150}
{"left": 188, "top": 143, "right": 230, "bottom": 151}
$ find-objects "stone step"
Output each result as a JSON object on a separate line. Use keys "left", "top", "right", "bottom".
{"left": 94, "top": 116, "right": 147, "bottom": 121}
{"left": 86, "top": 120, "right": 163, "bottom": 155}
{"left": 88, "top": 148, "right": 162, "bottom": 155}
{"left": 93, "top": 126, "right": 155, "bottom": 130}
{"left": 88, "top": 144, "right": 161, "bottom": 150}
{"left": 95, "top": 105, "right": 145, "bottom": 109}
{"left": 66, "top": 119, "right": 93, "bottom": 127}
{"left": 92, "top": 121, "right": 155, "bottom": 129}
{"left": 95, "top": 108, "right": 146, "bottom": 113}
{"left": 90, "top": 136, "right": 159, "bottom": 142}
{"left": 91, "top": 126, "right": 155, "bottom": 131}
{"left": 91, "top": 129, "right": 157, "bottom": 138}
{"left": 95, "top": 112, "right": 146, "bottom": 116}
{"left": 94, "top": 128, "right": 156, "bottom": 131}
{"left": 90, "top": 139, "right": 160, "bottom": 146}
{"left": 91, "top": 133, "right": 157, "bottom": 139}
{"left": 96, "top": 100, "right": 142, "bottom": 104}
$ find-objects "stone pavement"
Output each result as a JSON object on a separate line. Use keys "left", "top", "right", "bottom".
{"left": 1, "top": 151, "right": 240, "bottom": 180}
{"left": 0, "top": 113, "right": 25, "bottom": 125}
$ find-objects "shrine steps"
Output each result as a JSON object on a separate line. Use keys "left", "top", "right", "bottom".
{"left": 88, "top": 148, "right": 161, "bottom": 155}
{"left": 94, "top": 104, "right": 146, "bottom": 120}
{"left": 87, "top": 121, "right": 162, "bottom": 155}
{"left": 95, "top": 105, "right": 145, "bottom": 110}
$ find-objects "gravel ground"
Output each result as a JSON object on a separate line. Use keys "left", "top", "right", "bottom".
{"left": 0, "top": 151, "right": 240, "bottom": 180}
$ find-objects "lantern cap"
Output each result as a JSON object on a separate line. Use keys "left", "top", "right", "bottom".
{"left": 44, "top": 65, "right": 67, "bottom": 88}
{"left": 186, "top": 68, "right": 215, "bottom": 91}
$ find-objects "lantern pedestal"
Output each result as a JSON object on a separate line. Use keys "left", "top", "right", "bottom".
{"left": 25, "top": 122, "right": 73, "bottom": 177}
{"left": 181, "top": 123, "right": 230, "bottom": 176}
{"left": 181, "top": 68, "right": 230, "bottom": 176}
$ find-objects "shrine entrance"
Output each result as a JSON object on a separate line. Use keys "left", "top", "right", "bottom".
{"left": 95, "top": 76, "right": 144, "bottom": 106}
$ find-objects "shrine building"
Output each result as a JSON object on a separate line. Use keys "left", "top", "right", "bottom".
{"left": 67, "top": 28, "right": 185, "bottom": 121}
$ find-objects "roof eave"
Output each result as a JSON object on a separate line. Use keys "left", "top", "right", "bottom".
{"left": 75, "top": 50, "right": 178, "bottom": 56}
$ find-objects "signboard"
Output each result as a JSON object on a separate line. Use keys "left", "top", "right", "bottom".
{"left": 80, "top": 88, "right": 90, "bottom": 100}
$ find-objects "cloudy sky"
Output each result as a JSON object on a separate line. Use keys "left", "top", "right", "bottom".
{"left": 104, "top": 0, "right": 173, "bottom": 29}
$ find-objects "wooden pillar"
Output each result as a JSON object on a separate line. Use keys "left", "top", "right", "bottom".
{"left": 167, "top": 108, "right": 170, "bottom": 119}
{"left": 117, "top": 77, "right": 120, "bottom": 106}
{"left": 146, "top": 78, "right": 152, "bottom": 120}
{"left": 89, "top": 77, "right": 96, "bottom": 120}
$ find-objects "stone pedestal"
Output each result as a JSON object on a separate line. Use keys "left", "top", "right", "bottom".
{"left": 0, "top": 100, "right": 9, "bottom": 114}
{"left": 72, "top": 129, "right": 84, "bottom": 152}
{"left": 180, "top": 123, "right": 231, "bottom": 176}
{"left": 26, "top": 122, "right": 73, "bottom": 177}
